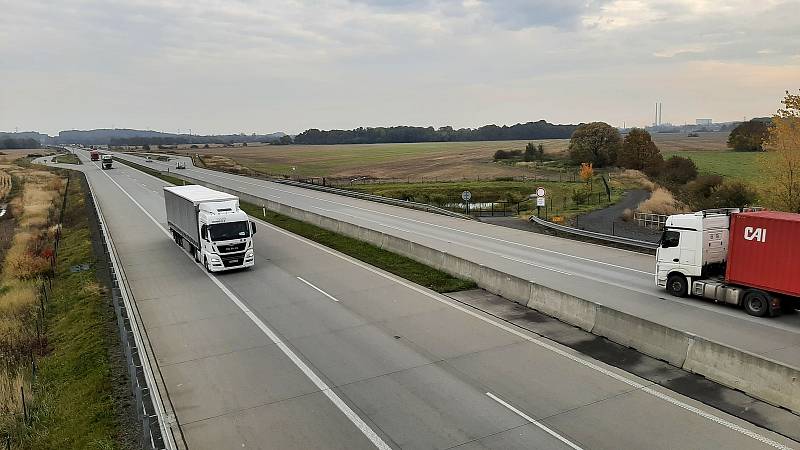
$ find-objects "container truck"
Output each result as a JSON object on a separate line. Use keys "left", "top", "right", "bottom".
{"left": 90, "top": 150, "right": 100, "bottom": 161}
{"left": 656, "top": 208, "right": 800, "bottom": 317}
{"left": 101, "top": 154, "right": 113, "bottom": 169}
{"left": 164, "top": 185, "right": 256, "bottom": 272}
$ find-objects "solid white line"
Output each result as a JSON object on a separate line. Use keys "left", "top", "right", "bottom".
{"left": 88, "top": 156, "right": 392, "bottom": 450}
{"left": 109, "top": 151, "right": 797, "bottom": 450}
{"left": 486, "top": 392, "right": 583, "bottom": 450}
{"left": 249, "top": 217, "right": 796, "bottom": 450}
{"left": 297, "top": 276, "right": 340, "bottom": 302}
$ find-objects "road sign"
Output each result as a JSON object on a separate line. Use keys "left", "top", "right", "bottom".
{"left": 536, "top": 197, "right": 546, "bottom": 207}
{"left": 536, "top": 187, "right": 546, "bottom": 197}
{"left": 461, "top": 191, "right": 472, "bottom": 201}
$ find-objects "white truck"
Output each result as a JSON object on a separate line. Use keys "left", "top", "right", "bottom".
{"left": 164, "top": 185, "right": 256, "bottom": 272}
{"left": 101, "top": 154, "right": 113, "bottom": 169}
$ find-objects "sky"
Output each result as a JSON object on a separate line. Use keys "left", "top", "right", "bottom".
{"left": 1, "top": 0, "right": 799, "bottom": 136}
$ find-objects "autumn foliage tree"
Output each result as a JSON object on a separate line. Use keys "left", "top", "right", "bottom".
{"left": 762, "top": 90, "right": 800, "bottom": 212}
{"left": 618, "top": 128, "right": 663, "bottom": 171}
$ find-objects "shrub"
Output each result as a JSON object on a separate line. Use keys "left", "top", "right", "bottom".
{"left": 659, "top": 155, "right": 698, "bottom": 187}
{"left": 709, "top": 181, "right": 757, "bottom": 208}
{"left": 493, "top": 150, "right": 522, "bottom": 160}
{"left": 681, "top": 175, "right": 724, "bottom": 209}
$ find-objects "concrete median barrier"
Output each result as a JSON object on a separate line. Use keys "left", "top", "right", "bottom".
{"left": 166, "top": 170, "right": 800, "bottom": 414}
{"left": 684, "top": 337, "right": 800, "bottom": 413}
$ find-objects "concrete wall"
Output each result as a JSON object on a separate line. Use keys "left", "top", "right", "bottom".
{"left": 170, "top": 171, "right": 800, "bottom": 414}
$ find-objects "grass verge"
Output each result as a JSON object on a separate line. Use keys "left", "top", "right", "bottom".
{"left": 2, "top": 171, "right": 135, "bottom": 449}
{"left": 53, "top": 154, "right": 81, "bottom": 165}
{"left": 116, "top": 157, "right": 476, "bottom": 293}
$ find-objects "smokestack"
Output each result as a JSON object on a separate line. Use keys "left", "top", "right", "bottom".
{"left": 655, "top": 103, "right": 658, "bottom": 126}
{"left": 659, "top": 103, "right": 662, "bottom": 126}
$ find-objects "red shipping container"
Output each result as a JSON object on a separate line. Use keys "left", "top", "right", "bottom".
{"left": 726, "top": 211, "right": 800, "bottom": 298}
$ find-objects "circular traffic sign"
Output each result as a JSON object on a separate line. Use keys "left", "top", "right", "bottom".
{"left": 461, "top": 191, "right": 472, "bottom": 201}
{"left": 536, "top": 187, "right": 546, "bottom": 197}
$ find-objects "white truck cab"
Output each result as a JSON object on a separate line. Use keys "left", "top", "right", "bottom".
{"left": 655, "top": 210, "right": 731, "bottom": 295}
{"left": 164, "top": 185, "right": 256, "bottom": 272}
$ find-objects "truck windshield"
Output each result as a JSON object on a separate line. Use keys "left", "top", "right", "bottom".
{"left": 209, "top": 221, "right": 249, "bottom": 241}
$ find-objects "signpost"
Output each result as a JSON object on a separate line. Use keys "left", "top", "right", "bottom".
{"left": 461, "top": 191, "right": 472, "bottom": 214}
{"left": 534, "top": 187, "right": 546, "bottom": 218}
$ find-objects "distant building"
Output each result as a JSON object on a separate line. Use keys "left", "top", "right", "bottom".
{"left": 696, "top": 118, "right": 713, "bottom": 126}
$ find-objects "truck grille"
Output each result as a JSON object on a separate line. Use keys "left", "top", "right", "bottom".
{"left": 221, "top": 252, "right": 246, "bottom": 267}
{"left": 217, "top": 243, "right": 246, "bottom": 253}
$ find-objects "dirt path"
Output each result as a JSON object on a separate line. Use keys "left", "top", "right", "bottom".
{"left": 574, "top": 189, "right": 661, "bottom": 242}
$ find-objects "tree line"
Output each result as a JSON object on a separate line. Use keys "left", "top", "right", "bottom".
{"left": 0, "top": 138, "right": 41, "bottom": 149}
{"left": 293, "top": 121, "right": 579, "bottom": 145}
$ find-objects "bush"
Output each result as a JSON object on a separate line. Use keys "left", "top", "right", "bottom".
{"left": 659, "top": 155, "right": 698, "bottom": 187}
{"left": 493, "top": 149, "right": 522, "bottom": 160}
{"left": 637, "top": 187, "right": 687, "bottom": 215}
{"left": 709, "top": 181, "right": 757, "bottom": 208}
{"left": 681, "top": 175, "right": 724, "bottom": 209}
{"left": 727, "top": 120, "right": 769, "bottom": 152}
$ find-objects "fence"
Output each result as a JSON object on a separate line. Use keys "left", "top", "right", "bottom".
{"left": 634, "top": 212, "right": 668, "bottom": 230}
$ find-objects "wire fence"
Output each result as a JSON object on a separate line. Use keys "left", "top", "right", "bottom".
{"left": 3, "top": 174, "right": 168, "bottom": 449}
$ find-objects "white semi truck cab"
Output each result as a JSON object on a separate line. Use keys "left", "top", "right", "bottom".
{"left": 101, "top": 154, "right": 113, "bottom": 169}
{"left": 656, "top": 208, "right": 800, "bottom": 317}
{"left": 164, "top": 185, "right": 256, "bottom": 272}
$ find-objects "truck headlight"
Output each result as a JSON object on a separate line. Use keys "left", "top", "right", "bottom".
{"left": 210, "top": 257, "right": 221, "bottom": 263}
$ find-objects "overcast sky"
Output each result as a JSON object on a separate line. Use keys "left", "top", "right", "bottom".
{"left": 2, "top": 0, "right": 799, "bottom": 135}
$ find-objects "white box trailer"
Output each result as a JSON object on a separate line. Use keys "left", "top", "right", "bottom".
{"left": 164, "top": 185, "right": 256, "bottom": 272}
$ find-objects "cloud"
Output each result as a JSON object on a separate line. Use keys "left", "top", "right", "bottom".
{"left": 0, "top": 0, "right": 798, "bottom": 135}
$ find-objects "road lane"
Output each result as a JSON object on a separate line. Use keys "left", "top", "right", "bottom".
{"left": 44, "top": 150, "right": 799, "bottom": 450}
{"left": 117, "top": 152, "right": 800, "bottom": 366}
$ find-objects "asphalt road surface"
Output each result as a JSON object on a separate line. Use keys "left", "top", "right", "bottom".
{"left": 36, "top": 150, "right": 799, "bottom": 449}
{"left": 114, "top": 152, "right": 800, "bottom": 369}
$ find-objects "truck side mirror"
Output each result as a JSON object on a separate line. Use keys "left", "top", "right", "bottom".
{"left": 201, "top": 224, "right": 208, "bottom": 240}
{"left": 250, "top": 222, "right": 257, "bottom": 235}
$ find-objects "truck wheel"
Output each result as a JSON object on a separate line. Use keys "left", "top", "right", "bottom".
{"left": 204, "top": 257, "right": 211, "bottom": 273}
{"left": 743, "top": 290, "right": 769, "bottom": 317}
{"left": 666, "top": 274, "right": 688, "bottom": 297}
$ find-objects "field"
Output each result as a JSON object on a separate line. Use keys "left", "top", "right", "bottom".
{"left": 0, "top": 149, "right": 47, "bottom": 165}
{"left": 174, "top": 140, "right": 571, "bottom": 179}
{"left": 662, "top": 150, "right": 767, "bottom": 183}
{"left": 164, "top": 132, "right": 731, "bottom": 181}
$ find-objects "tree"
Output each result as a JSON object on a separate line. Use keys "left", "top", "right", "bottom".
{"left": 568, "top": 122, "right": 622, "bottom": 167}
{"left": 761, "top": 90, "right": 800, "bottom": 212}
{"left": 709, "top": 181, "right": 757, "bottom": 208}
{"left": 659, "top": 155, "right": 698, "bottom": 187}
{"left": 523, "top": 142, "right": 536, "bottom": 162}
{"left": 618, "top": 128, "right": 662, "bottom": 170}
{"left": 728, "top": 120, "right": 769, "bottom": 152}
{"left": 579, "top": 162, "right": 594, "bottom": 182}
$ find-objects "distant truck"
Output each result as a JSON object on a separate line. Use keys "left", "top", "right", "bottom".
{"left": 656, "top": 209, "right": 800, "bottom": 317}
{"left": 101, "top": 154, "right": 113, "bottom": 169}
{"left": 164, "top": 185, "right": 256, "bottom": 272}
{"left": 90, "top": 151, "right": 100, "bottom": 161}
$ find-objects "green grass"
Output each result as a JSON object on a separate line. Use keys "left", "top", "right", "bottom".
{"left": 662, "top": 150, "right": 769, "bottom": 183}
{"left": 241, "top": 203, "right": 476, "bottom": 292}
{"left": 54, "top": 154, "right": 81, "bottom": 165}
{"left": 119, "top": 158, "right": 477, "bottom": 293}
{"left": 344, "top": 178, "right": 633, "bottom": 219}
{"left": 6, "top": 173, "right": 133, "bottom": 449}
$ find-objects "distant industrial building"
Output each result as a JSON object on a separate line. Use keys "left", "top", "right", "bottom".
{"left": 696, "top": 118, "right": 713, "bottom": 126}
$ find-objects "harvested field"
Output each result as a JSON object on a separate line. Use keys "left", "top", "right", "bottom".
{"left": 0, "top": 149, "right": 47, "bottom": 165}
{"left": 162, "top": 132, "right": 730, "bottom": 181}
{"left": 173, "top": 140, "right": 571, "bottom": 179}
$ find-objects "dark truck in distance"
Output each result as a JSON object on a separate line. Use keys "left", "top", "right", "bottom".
{"left": 656, "top": 209, "right": 800, "bottom": 317}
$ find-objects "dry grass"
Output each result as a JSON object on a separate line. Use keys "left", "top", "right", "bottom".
{"left": 637, "top": 187, "right": 689, "bottom": 215}
{"left": 0, "top": 367, "right": 29, "bottom": 416}
{"left": 0, "top": 170, "right": 11, "bottom": 199}
{"left": 615, "top": 169, "right": 656, "bottom": 191}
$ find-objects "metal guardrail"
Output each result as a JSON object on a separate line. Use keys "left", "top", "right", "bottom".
{"left": 529, "top": 215, "right": 659, "bottom": 250}
{"left": 84, "top": 176, "right": 178, "bottom": 450}
{"left": 274, "top": 179, "right": 475, "bottom": 220}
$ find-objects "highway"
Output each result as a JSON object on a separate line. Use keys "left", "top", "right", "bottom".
{"left": 115, "top": 152, "right": 800, "bottom": 369}
{"left": 36, "top": 149, "right": 798, "bottom": 449}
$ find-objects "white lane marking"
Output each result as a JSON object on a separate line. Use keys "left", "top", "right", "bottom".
{"left": 134, "top": 156, "right": 652, "bottom": 275}
{"left": 297, "top": 276, "right": 340, "bottom": 302}
{"left": 249, "top": 218, "right": 796, "bottom": 450}
{"left": 486, "top": 392, "right": 584, "bottom": 450}
{"left": 110, "top": 152, "right": 797, "bottom": 450}
{"left": 90, "top": 162, "right": 392, "bottom": 450}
